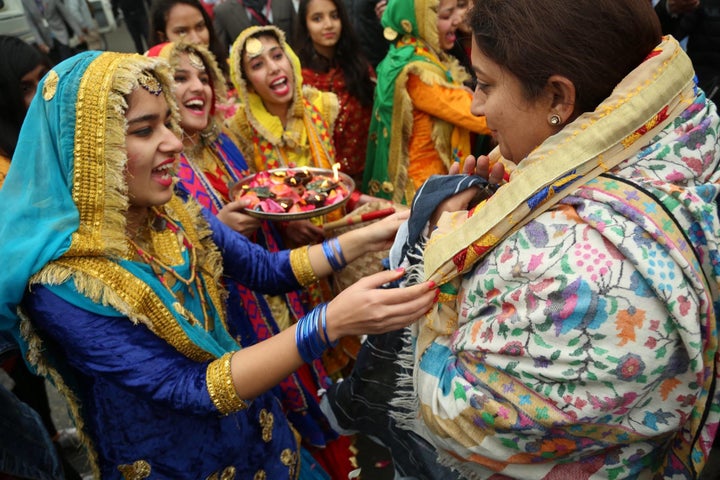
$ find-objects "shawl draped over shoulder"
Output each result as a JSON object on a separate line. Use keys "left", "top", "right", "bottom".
{"left": 393, "top": 36, "right": 720, "bottom": 479}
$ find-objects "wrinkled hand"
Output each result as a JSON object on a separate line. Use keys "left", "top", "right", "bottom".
{"left": 325, "top": 269, "right": 437, "bottom": 341}
{"left": 217, "top": 198, "right": 261, "bottom": 237}
{"left": 350, "top": 209, "right": 410, "bottom": 252}
{"left": 282, "top": 219, "right": 324, "bottom": 246}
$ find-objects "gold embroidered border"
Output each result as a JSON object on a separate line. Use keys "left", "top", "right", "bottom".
{"left": 206, "top": 352, "right": 247, "bottom": 414}
{"left": 289, "top": 246, "right": 318, "bottom": 286}
{"left": 41, "top": 257, "right": 215, "bottom": 362}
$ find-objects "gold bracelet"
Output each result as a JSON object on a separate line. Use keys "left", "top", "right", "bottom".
{"left": 289, "top": 245, "right": 318, "bottom": 286}
{"left": 206, "top": 352, "right": 248, "bottom": 414}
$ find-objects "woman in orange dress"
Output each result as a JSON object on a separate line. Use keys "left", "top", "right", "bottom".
{"left": 363, "top": 0, "right": 490, "bottom": 205}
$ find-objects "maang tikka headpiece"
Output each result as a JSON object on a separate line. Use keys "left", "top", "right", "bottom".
{"left": 138, "top": 71, "right": 163, "bottom": 96}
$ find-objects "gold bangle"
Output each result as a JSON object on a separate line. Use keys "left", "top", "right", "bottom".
{"left": 289, "top": 245, "right": 318, "bottom": 286}
{"left": 206, "top": 352, "right": 248, "bottom": 414}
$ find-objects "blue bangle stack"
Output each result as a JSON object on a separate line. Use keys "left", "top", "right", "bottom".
{"left": 321, "top": 238, "right": 347, "bottom": 271}
{"left": 295, "top": 303, "right": 338, "bottom": 363}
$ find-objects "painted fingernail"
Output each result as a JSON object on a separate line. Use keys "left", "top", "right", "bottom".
{"left": 395, "top": 267, "right": 405, "bottom": 273}
{"left": 427, "top": 281, "right": 436, "bottom": 289}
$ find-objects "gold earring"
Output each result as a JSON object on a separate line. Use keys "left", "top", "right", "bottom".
{"left": 549, "top": 114, "right": 562, "bottom": 126}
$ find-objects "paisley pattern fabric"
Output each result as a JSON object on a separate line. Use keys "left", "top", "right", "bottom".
{"left": 396, "top": 37, "right": 720, "bottom": 479}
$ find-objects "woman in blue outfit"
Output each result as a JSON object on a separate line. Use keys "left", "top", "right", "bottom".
{"left": 0, "top": 51, "right": 436, "bottom": 479}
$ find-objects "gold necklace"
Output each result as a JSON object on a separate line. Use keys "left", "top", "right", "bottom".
{"left": 126, "top": 210, "right": 214, "bottom": 331}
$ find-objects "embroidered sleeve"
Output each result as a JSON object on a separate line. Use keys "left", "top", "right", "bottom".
{"left": 289, "top": 246, "right": 318, "bottom": 286}
{"left": 206, "top": 352, "right": 248, "bottom": 414}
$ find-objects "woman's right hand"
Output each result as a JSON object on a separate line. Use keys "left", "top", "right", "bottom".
{"left": 449, "top": 154, "right": 505, "bottom": 182}
{"left": 324, "top": 268, "right": 437, "bottom": 342}
{"left": 282, "top": 219, "right": 324, "bottom": 246}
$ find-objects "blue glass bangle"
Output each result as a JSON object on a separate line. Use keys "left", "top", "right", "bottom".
{"left": 322, "top": 239, "right": 343, "bottom": 271}
{"left": 295, "top": 305, "right": 328, "bottom": 363}
{"left": 330, "top": 237, "right": 347, "bottom": 269}
{"left": 319, "top": 303, "right": 338, "bottom": 347}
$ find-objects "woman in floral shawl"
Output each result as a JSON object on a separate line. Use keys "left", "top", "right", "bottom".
{"left": 0, "top": 51, "right": 436, "bottom": 479}
{"left": 326, "top": 0, "right": 720, "bottom": 478}
{"left": 362, "top": 0, "right": 490, "bottom": 205}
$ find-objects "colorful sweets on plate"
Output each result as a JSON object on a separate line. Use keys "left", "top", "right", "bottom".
{"left": 235, "top": 169, "right": 350, "bottom": 215}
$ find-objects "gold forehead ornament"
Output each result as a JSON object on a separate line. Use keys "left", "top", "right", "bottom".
{"left": 138, "top": 71, "right": 163, "bottom": 96}
{"left": 245, "top": 37, "right": 264, "bottom": 58}
{"left": 187, "top": 51, "right": 206, "bottom": 71}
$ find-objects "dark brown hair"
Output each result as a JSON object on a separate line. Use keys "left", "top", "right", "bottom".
{"left": 294, "top": 0, "right": 375, "bottom": 107}
{"left": 468, "top": 0, "right": 661, "bottom": 115}
{"left": 148, "top": 0, "right": 228, "bottom": 77}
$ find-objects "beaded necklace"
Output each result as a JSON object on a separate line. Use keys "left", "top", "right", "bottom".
{"left": 127, "top": 209, "right": 215, "bottom": 331}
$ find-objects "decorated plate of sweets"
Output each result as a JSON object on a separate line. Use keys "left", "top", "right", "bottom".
{"left": 230, "top": 165, "right": 355, "bottom": 220}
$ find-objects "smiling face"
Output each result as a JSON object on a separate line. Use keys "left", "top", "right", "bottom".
{"left": 469, "top": 36, "right": 555, "bottom": 163}
{"left": 436, "top": 0, "right": 459, "bottom": 51}
{"left": 163, "top": 3, "right": 210, "bottom": 45}
{"left": 173, "top": 51, "right": 213, "bottom": 138}
{"left": 242, "top": 34, "right": 295, "bottom": 119}
{"left": 305, "top": 0, "right": 341, "bottom": 58}
{"left": 124, "top": 86, "right": 183, "bottom": 217}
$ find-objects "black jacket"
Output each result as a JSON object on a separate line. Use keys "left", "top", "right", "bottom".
{"left": 655, "top": 0, "right": 720, "bottom": 100}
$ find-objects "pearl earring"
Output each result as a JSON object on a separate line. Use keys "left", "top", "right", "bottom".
{"left": 549, "top": 114, "right": 562, "bottom": 126}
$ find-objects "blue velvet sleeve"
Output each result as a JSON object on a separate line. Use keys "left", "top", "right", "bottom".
{"left": 202, "top": 209, "right": 301, "bottom": 294}
{"left": 24, "top": 286, "right": 220, "bottom": 416}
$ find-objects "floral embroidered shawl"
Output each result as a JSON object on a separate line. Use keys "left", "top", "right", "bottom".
{"left": 397, "top": 36, "right": 720, "bottom": 479}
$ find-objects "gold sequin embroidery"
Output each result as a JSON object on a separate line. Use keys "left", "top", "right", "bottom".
{"left": 383, "top": 26, "right": 398, "bottom": 41}
{"left": 259, "top": 409, "right": 274, "bottom": 442}
{"left": 42, "top": 70, "right": 59, "bottom": 101}
{"left": 381, "top": 181, "right": 394, "bottom": 194}
{"left": 117, "top": 460, "right": 151, "bottom": 479}
{"left": 280, "top": 448, "right": 298, "bottom": 478}
{"left": 206, "top": 466, "right": 237, "bottom": 480}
